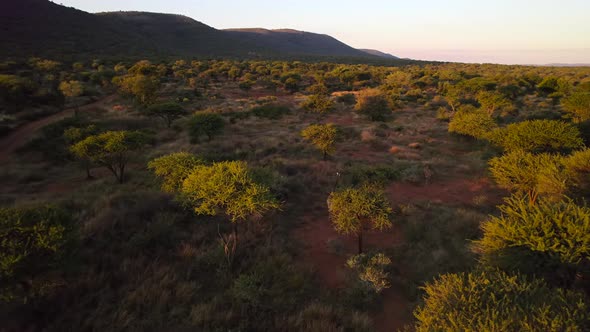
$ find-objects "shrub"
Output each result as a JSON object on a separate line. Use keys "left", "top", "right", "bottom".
{"left": 562, "top": 92, "right": 590, "bottom": 123}
{"left": 489, "top": 120, "right": 584, "bottom": 153}
{"left": 354, "top": 88, "right": 391, "bottom": 121}
{"left": 489, "top": 150, "right": 567, "bottom": 204}
{"left": 250, "top": 104, "right": 290, "bottom": 120}
{"left": 448, "top": 106, "right": 498, "bottom": 139}
{"left": 564, "top": 148, "right": 590, "bottom": 195}
{"left": 0, "top": 205, "right": 71, "bottom": 302}
{"left": 187, "top": 112, "right": 225, "bottom": 142}
{"left": 346, "top": 252, "right": 392, "bottom": 293}
{"left": 414, "top": 269, "right": 589, "bottom": 332}
{"left": 300, "top": 94, "right": 334, "bottom": 115}
{"left": 301, "top": 123, "right": 338, "bottom": 160}
{"left": 473, "top": 196, "right": 590, "bottom": 284}
{"left": 336, "top": 93, "right": 356, "bottom": 105}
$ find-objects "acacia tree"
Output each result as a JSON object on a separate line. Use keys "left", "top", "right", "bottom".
{"left": 488, "top": 150, "right": 567, "bottom": 204}
{"left": 144, "top": 102, "right": 187, "bottom": 128}
{"left": 327, "top": 184, "right": 392, "bottom": 253}
{"left": 561, "top": 92, "right": 590, "bottom": 123}
{"left": 147, "top": 152, "right": 202, "bottom": 193}
{"left": 64, "top": 125, "right": 98, "bottom": 179}
{"left": 180, "top": 161, "right": 279, "bottom": 266}
{"left": 70, "top": 131, "right": 148, "bottom": 183}
{"left": 476, "top": 90, "right": 514, "bottom": 116}
{"left": 301, "top": 123, "right": 338, "bottom": 160}
{"left": 301, "top": 94, "right": 334, "bottom": 116}
{"left": 448, "top": 106, "right": 498, "bottom": 139}
{"left": 414, "top": 269, "right": 588, "bottom": 332}
{"left": 489, "top": 120, "right": 584, "bottom": 153}
{"left": 473, "top": 195, "right": 590, "bottom": 286}
{"left": 354, "top": 88, "right": 391, "bottom": 121}
{"left": 59, "top": 80, "right": 83, "bottom": 116}
{"left": 188, "top": 112, "right": 225, "bottom": 142}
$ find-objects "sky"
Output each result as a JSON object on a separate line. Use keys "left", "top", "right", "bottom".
{"left": 57, "top": 0, "right": 590, "bottom": 65}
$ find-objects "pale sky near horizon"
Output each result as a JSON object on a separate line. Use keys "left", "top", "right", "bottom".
{"left": 56, "top": 0, "right": 590, "bottom": 65}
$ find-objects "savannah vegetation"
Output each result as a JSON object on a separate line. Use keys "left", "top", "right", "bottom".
{"left": 1, "top": 56, "right": 589, "bottom": 331}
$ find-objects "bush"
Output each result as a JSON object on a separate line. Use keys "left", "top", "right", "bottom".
{"left": 489, "top": 120, "right": 584, "bottom": 153}
{"left": 414, "top": 269, "right": 589, "bottom": 332}
{"left": 346, "top": 252, "right": 392, "bottom": 293}
{"left": 336, "top": 93, "right": 356, "bottom": 105}
{"left": 564, "top": 148, "right": 590, "bottom": 196}
{"left": 562, "top": 92, "right": 590, "bottom": 123}
{"left": 250, "top": 104, "right": 290, "bottom": 120}
{"left": 488, "top": 150, "right": 567, "bottom": 204}
{"left": 355, "top": 88, "right": 391, "bottom": 121}
{"left": 0, "top": 205, "right": 72, "bottom": 302}
{"left": 148, "top": 152, "right": 202, "bottom": 193}
{"left": 473, "top": 196, "right": 590, "bottom": 285}
{"left": 301, "top": 123, "right": 338, "bottom": 160}
{"left": 187, "top": 112, "right": 225, "bottom": 142}
{"left": 448, "top": 106, "right": 498, "bottom": 139}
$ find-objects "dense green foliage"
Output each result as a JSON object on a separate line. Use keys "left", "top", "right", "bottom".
{"left": 301, "top": 123, "right": 338, "bottom": 159}
{"left": 250, "top": 104, "right": 290, "bottom": 119}
{"left": 148, "top": 152, "right": 202, "bottom": 193}
{"left": 0, "top": 205, "right": 71, "bottom": 302}
{"left": 414, "top": 269, "right": 589, "bottom": 332}
{"left": 327, "top": 185, "right": 392, "bottom": 253}
{"left": 70, "top": 130, "right": 149, "bottom": 183}
{"left": 187, "top": 112, "right": 225, "bottom": 142}
{"left": 488, "top": 150, "right": 567, "bottom": 204}
{"left": 354, "top": 88, "right": 391, "bottom": 121}
{"left": 473, "top": 196, "right": 590, "bottom": 284}
{"left": 144, "top": 102, "right": 187, "bottom": 127}
{"left": 448, "top": 106, "right": 498, "bottom": 139}
{"left": 562, "top": 92, "right": 590, "bottom": 123}
{"left": 489, "top": 120, "right": 584, "bottom": 153}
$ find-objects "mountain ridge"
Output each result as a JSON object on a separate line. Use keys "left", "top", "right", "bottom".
{"left": 0, "top": 0, "right": 396, "bottom": 61}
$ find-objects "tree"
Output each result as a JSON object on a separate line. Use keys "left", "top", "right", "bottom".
{"left": 70, "top": 131, "right": 148, "bottom": 183}
{"left": 187, "top": 112, "right": 225, "bottom": 142}
{"left": 181, "top": 161, "right": 279, "bottom": 265}
{"left": 473, "top": 196, "right": 590, "bottom": 286}
{"left": 0, "top": 205, "right": 70, "bottom": 302}
{"left": 63, "top": 124, "right": 98, "bottom": 179}
{"left": 300, "top": 94, "right": 334, "bottom": 116}
{"left": 489, "top": 150, "right": 567, "bottom": 204}
{"left": 148, "top": 152, "right": 202, "bottom": 193}
{"left": 564, "top": 148, "right": 590, "bottom": 196}
{"left": 489, "top": 120, "right": 584, "bottom": 153}
{"left": 301, "top": 124, "right": 338, "bottom": 160}
{"left": 476, "top": 90, "right": 514, "bottom": 116}
{"left": 327, "top": 184, "right": 392, "bottom": 254}
{"left": 58, "top": 80, "right": 83, "bottom": 116}
{"left": 448, "top": 106, "right": 498, "bottom": 139}
{"left": 562, "top": 92, "right": 590, "bottom": 123}
{"left": 144, "top": 102, "right": 187, "bottom": 128}
{"left": 354, "top": 89, "right": 391, "bottom": 121}
{"left": 414, "top": 269, "right": 589, "bottom": 332}
{"left": 114, "top": 74, "right": 160, "bottom": 106}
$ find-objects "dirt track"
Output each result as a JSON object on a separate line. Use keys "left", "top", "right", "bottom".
{"left": 0, "top": 95, "right": 116, "bottom": 163}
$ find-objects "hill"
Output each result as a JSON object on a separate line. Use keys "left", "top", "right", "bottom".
{"left": 359, "top": 49, "right": 399, "bottom": 59}
{"left": 224, "top": 28, "right": 369, "bottom": 57}
{"left": 0, "top": 0, "right": 382, "bottom": 60}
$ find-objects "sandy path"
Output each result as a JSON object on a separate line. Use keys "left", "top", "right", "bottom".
{"left": 0, "top": 95, "right": 116, "bottom": 163}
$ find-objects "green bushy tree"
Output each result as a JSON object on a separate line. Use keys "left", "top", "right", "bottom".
{"left": 489, "top": 150, "right": 567, "bottom": 204}
{"left": 414, "top": 269, "right": 589, "bottom": 332}
{"left": 562, "top": 92, "right": 590, "bottom": 123}
{"left": 346, "top": 253, "right": 392, "bottom": 293}
{"left": 70, "top": 130, "right": 148, "bottom": 183}
{"left": 0, "top": 205, "right": 71, "bottom": 302}
{"left": 327, "top": 184, "right": 392, "bottom": 253}
{"left": 181, "top": 161, "right": 279, "bottom": 265}
{"left": 187, "top": 112, "right": 225, "bottom": 142}
{"left": 354, "top": 89, "right": 391, "bottom": 121}
{"left": 148, "top": 152, "right": 202, "bottom": 193}
{"left": 473, "top": 196, "right": 590, "bottom": 285}
{"left": 489, "top": 120, "right": 584, "bottom": 153}
{"left": 144, "top": 102, "right": 187, "bottom": 128}
{"left": 448, "top": 105, "right": 498, "bottom": 139}
{"left": 301, "top": 123, "right": 338, "bottom": 160}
